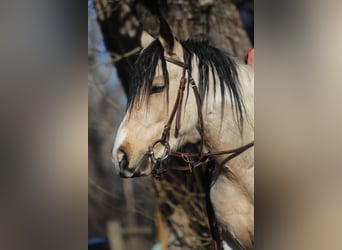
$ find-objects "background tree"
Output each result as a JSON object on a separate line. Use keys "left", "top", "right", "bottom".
{"left": 93, "top": 0, "right": 252, "bottom": 93}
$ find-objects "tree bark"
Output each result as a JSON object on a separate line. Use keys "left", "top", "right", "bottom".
{"left": 94, "top": 0, "right": 251, "bottom": 95}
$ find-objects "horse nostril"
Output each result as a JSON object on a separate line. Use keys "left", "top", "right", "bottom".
{"left": 117, "top": 148, "right": 129, "bottom": 169}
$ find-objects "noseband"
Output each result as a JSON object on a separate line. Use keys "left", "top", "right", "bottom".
{"left": 146, "top": 56, "right": 254, "bottom": 179}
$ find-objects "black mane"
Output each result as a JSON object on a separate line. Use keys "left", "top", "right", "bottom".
{"left": 128, "top": 38, "right": 245, "bottom": 128}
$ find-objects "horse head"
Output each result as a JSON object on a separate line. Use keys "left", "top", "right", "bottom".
{"left": 112, "top": 19, "right": 200, "bottom": 177}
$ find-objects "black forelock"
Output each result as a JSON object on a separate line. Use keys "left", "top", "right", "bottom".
{"left": 128, "top": 39, "right": 169, "bottom": 111}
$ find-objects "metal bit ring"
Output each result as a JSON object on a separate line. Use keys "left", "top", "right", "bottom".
{"left": 148, "top": 139, "right": 170, "bottom": 162}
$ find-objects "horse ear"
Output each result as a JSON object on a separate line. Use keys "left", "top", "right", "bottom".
{"left": 158, "top": 18, "right": 175, "bottom": 55}
{"left": 140, "top": 30, "right": 154, "bottom": 49}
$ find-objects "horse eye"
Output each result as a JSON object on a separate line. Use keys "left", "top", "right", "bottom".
{"left": 150, "top": 85, "right": 165, "bottom": 94}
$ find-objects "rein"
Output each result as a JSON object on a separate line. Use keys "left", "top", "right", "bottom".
{"left": 147, "top": 56, "right": 254, "bottom": 179}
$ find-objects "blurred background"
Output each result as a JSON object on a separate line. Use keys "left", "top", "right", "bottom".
{"left": 88, "top": 3, "right": 157, "bottom": 249}
{"left": 2, "top": 1, "right": 342, "bottom": 250}
{"left": 88, "top": 0, "right": 253, "bottom": 249}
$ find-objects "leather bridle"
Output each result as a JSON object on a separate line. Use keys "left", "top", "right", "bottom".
{"left": 146, "top": 56, "right": 254, "bottom": 179}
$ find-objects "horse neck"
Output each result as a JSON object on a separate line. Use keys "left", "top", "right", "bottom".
{"left": 196, "top": 61, "right": 254, "bottom": 155}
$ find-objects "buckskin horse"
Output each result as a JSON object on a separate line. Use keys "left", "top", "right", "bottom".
{"left": 112, "top": 19, "right": 254, "bottom": 249}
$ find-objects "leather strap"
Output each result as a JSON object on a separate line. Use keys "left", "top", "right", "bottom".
{"left": 148, "top": 57, "right": 254, "bottom": 175}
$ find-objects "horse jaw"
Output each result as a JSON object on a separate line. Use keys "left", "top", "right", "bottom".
{"left": 174, "top": 128, "right": 201, "bottom": 150}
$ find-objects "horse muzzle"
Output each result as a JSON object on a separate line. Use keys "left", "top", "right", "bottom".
{"left": 113, "top": 148, "right": 150, "bottom": 178}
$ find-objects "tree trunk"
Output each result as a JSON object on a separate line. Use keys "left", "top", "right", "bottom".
{"left": 94, "top": 0, "right": 251, "bottom": 95}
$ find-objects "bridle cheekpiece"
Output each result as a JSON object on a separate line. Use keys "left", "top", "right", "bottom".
{"left": 146, "top": 56, "right": 254, "bottom": 179}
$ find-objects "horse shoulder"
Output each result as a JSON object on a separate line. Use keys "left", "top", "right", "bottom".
{"left": 210, "top": 169, "right": 254, "bottom": 249}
